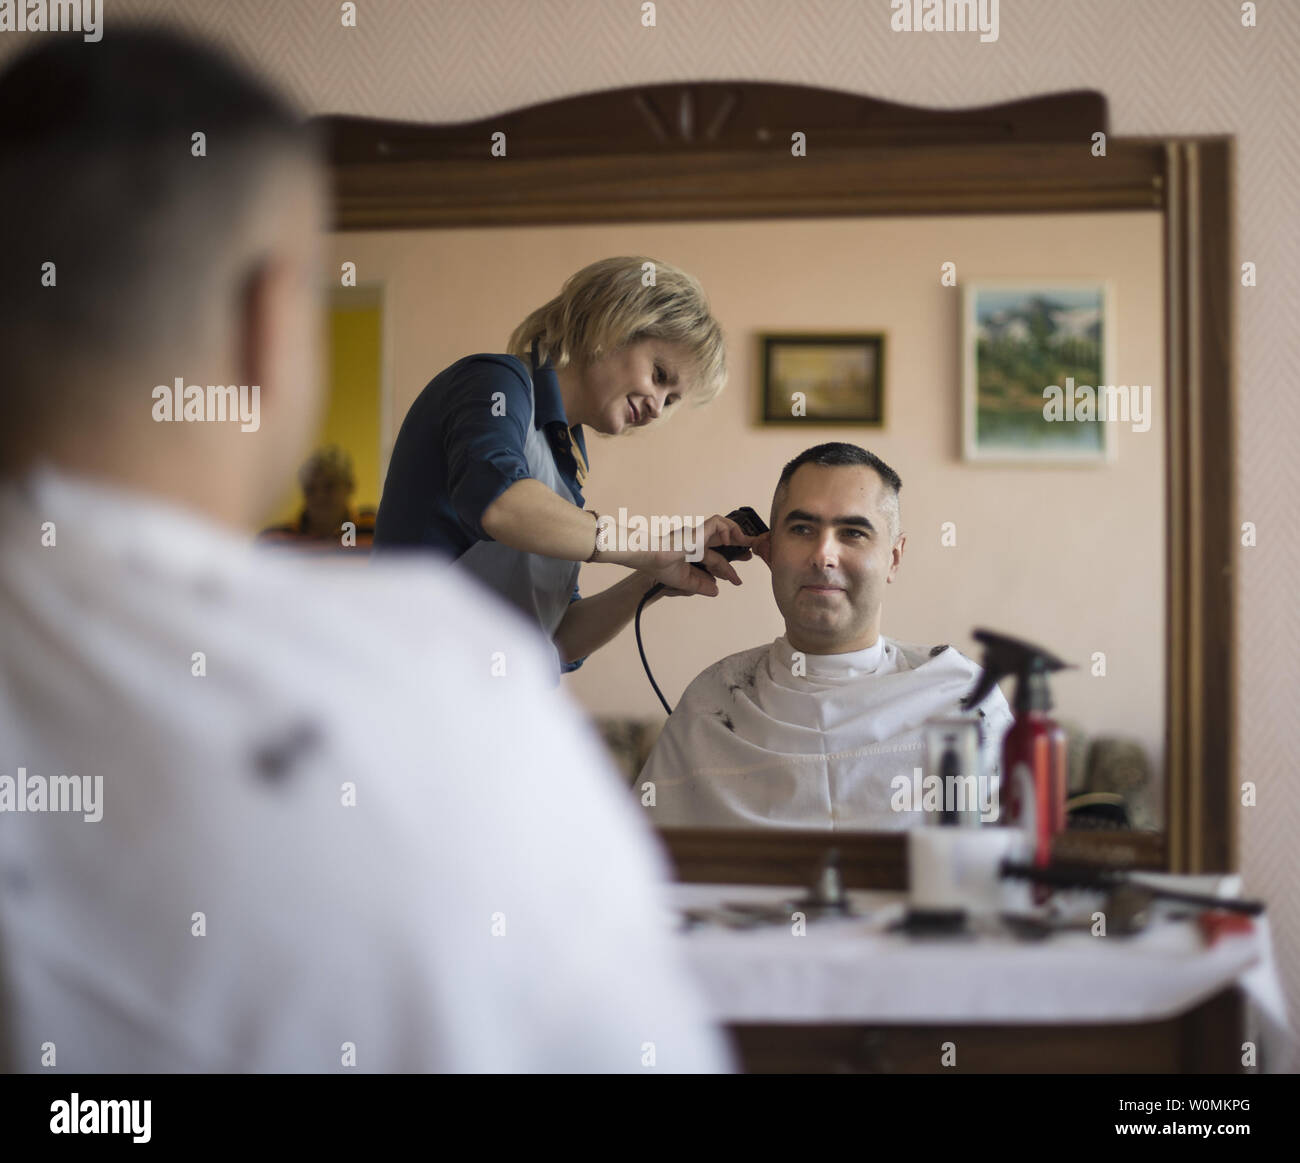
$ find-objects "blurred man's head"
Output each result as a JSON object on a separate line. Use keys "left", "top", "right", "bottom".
{"left": 767, "top": 443, "right": 905, "bottom": 655}
{"left": 298, "top": 445, "right": 355, "bottom": 534}
{"left": 0, "top": 27, "right": 324, "bottom": 528}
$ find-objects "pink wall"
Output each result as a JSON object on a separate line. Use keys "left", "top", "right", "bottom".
{"left": 9, "top": 0, "right": 1291, "bottom": 1050}
{"left": 331, "top": 211, "right": 1165, "bottom": 783}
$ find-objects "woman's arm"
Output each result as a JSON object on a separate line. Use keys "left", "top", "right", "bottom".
{"left": 480, "top": 478, "right": 753, "bottom": 595}
{"left": 480, "top": 478, "right": 602, "bottom": 559}
{"left": 552, "top": 572, "right": 664, "bottom": 666}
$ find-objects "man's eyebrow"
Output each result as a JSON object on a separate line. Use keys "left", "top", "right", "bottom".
{"left": 783, "top": 509, "right": 876, "bottom": 532}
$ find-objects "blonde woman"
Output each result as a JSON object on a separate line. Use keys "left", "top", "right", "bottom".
{"left": 373, "top": 257, "right": 757, "bottom": 675}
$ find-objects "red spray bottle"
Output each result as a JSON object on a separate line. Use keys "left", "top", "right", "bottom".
{"left": 962, "top": 630, "right": 1071, "bottom": 889}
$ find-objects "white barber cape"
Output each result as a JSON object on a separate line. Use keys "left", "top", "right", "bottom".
{"left": 0, "top": 466, "right": 729, "bottom": 1072}
{"left": 641, "top": 635, "right": 1013, "bottom": 830}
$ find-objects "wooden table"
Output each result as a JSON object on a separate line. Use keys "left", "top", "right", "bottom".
{"left": 729, "top": 987, "right": 1244, "bottom": 1073}
{"left": 671, "top": 883, "right": 1261, "bottom": 1073}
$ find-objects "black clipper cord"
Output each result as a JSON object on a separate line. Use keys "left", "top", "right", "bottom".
{"left": 634, "top": 507, "right": 768, "bottom": 717}
{"left": 635, "top": 584, "right": 674, "bottom": 715}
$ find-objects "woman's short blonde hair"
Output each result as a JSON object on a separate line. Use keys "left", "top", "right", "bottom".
{"left": 507, "top": 256, "right": 726, "bottom": 405}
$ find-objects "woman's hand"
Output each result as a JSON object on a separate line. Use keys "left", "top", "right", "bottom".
{"left": 650, "top": 529, "right": 771, "bottom": 600}
{"left": 619, "top": 513, "right": 758, "bottom": 596}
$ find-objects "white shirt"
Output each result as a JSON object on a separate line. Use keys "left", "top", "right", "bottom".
{"left": 0, "top": 466, "right": 730, "bottom": 1073}
{"left": 640, "top": 635, "right": 1013, "bottom": 830}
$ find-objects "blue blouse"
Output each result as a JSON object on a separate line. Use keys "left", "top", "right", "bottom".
{"left": 373, "top": 352, "right": 590, "bottom": 671}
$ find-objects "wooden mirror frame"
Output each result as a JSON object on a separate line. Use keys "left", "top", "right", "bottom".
{"left": 315, "top": 82, "right": 1234, "bottom": 882}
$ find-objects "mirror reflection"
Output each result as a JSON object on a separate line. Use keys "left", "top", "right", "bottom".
{"left": 313, "top": 211, "right": 1165, "bottom": 833}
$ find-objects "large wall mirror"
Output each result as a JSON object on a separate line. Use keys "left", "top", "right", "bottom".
{"left": 316, "top": 84, "right": 1234, "bottom": 880}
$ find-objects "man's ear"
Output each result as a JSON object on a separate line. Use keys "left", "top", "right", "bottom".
{"left": 886, "top": 532, "right": 906, "bottom": 583}
{"left": 752, "top": 530, "right": 773, "bottom": 570}
{"left": 237, "top": 255, "right": 281, "bottom": 391}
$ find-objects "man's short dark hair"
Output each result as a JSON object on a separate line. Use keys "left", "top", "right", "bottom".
{"left": 770, "top": 442, "right": 903, "bottom": 537}
{"left": 0, "top": 26, "right": 318, "bottom": 406}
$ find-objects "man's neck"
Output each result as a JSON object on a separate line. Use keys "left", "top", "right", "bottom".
{"left": 33, "top": 436, "right": 260, "bottom": 533}
{"left": 301, "top": 508, "right": 352, "bottom": 537}
{"left": 785, "top": 628, "right": 883, "bottom": 656}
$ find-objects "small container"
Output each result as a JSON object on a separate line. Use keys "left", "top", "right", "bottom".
{"left": 909, "top": 827, "right": 1032, "bottom": 915}
{"left": 922, "top": 716, "right": 988, "bottom": 827}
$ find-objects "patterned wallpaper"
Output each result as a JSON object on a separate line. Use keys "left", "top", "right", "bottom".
{"left": 2, "top": 0, "right": 1296, "bottom": 1064}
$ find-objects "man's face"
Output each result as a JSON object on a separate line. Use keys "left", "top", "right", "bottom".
{"left": 769, "top": 464, "right": 905, "bottom": 654}
{"left": 302, "top": 469, "right": 352, "bottom": 528}
{"left": 272, "top": 167, "right": 326, "bottom": 465}
{"left": 243, "top": 162, "right": 327, "bottom": 523}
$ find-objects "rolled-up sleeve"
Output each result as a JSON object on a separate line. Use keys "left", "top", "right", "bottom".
{"left": 443, "top": 361, "right": 534, "bottom": 542}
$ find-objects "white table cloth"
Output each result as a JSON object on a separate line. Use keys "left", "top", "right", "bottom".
{"left": 671, "top": 875, "right": 1294, "bottom": 1070}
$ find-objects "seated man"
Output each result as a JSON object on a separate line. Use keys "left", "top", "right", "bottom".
{"left": 640, "top": 442, "right": 1012, "bottom": 830}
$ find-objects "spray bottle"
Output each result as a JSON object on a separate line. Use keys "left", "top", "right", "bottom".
{"left": 961, "top": 630, "right": 1071, "bottom": 887}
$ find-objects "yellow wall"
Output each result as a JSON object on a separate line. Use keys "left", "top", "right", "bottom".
{"left": 266, "top": 295, "right": 384, "bottom": 527}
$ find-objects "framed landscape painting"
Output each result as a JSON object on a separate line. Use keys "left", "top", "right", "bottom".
{"left": 760, "top": 333, "right": 885, "bottom": 425}
{"left": 962, "top": 281, "right": 1116, "bottom": 463}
